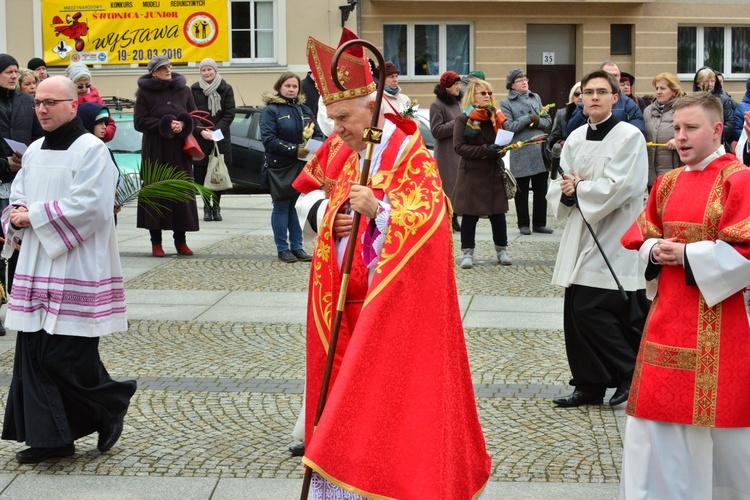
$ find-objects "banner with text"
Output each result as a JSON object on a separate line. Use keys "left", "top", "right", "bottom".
{"left": 41, "top": 0, "right": 229, "bottom": 67}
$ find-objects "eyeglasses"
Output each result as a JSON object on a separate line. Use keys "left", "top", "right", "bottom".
{"left": 475, "top": 91, "right": 493, "bottom": 96}
{"left": 582, "top": 89, "right": 613, "bottom": 96}
{"left": 33, "top": 99, "right": 74, "bottom": 109}
{"left": 573, "top": 92, "right": 582, "bottom": 97}
{"left": 76, "top": 83, "right": 92, "bottom": 89}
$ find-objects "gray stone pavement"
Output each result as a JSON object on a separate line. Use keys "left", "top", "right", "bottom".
{"left": 0, "top": 195, "right": 623, "bottom": 499}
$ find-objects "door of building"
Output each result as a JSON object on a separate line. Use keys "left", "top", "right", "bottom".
{"left": 525, "top": 25, "right": 577, "bottom": 121}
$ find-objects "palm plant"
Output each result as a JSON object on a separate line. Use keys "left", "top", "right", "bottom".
{"left": 116, "top": 159, "right": 216, "bottom": 216}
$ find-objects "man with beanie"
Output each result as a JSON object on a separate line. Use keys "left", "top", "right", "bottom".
{"left": 1, "top": 76, "right": 136, "bottom": 464}
{"left": 500, "top": 67, "right": 554, "bottom": 235}
{"left": 27, "top": 58, "right": 48, "bottom": 81}
{"left": 0, "top": 54, "right": 43, "bottom": 336}
{"left": 379, "top": 61, "right": 411, "bottom": 114}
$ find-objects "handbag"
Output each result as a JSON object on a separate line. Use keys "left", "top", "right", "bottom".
{"left": 183, "top": 134, "right": 204, "bottom": 161}
{"left": 265, "top": 161, "right": 304, "bottom": 201}
{"left": 204, "top": 143, "right": 233, "bottom": 191}
{"left": 183, "top": 110, "right": 216, "bottom": 161}
{"left": 500, "top": 163, "right": 518, "bottom": 199}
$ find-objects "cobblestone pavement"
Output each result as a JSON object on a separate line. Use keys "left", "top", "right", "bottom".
{"left": 0, "top": 200, "right": 625, "bottom": 489}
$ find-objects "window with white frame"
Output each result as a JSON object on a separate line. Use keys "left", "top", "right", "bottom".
{"left": 383, "top": 23, "right": 472, "bottom": 79}
{"left": 678, "top": 26, "right": 750, "bottom": 77}
{"left": 230, "top": 0, "right": 277, "bottom": 62}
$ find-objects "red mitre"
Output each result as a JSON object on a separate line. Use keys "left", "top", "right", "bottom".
{"left": 307, "top": 28, "right": 376, "bottom": 105}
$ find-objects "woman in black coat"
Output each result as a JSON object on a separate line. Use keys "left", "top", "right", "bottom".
{"left": 260, "top": 72, "right": 321, "bottom": 263}
{"left": 191, "top": 58, "right": 235, "bottom": 222}
{"left": 135, "top": 56, "right": 199, "bottom": 257}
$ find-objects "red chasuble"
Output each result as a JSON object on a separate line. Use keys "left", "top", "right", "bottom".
{"left": 302, "top": 126, "right": 491, "bottom": 499}
{"left": 293, "top": 134, "right": 351, "bottom": 197}
{"left": 621, "top": 154, "right": 750, "bottom": 427}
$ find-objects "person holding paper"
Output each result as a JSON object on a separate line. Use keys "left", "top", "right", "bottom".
{"left": 0, "top": 54, "right": 43, "bottom": 337}
{"left": 453, "top": 78, "right": 512, "bottom": 268}
{"left": 260, "top": 72, "right": 323, "bottom": 263}
{"left": 191, "top": 58, "right": 236, "bottom": 222}
{"left": 500, "top": 68, "right": 553, "bottom": 235}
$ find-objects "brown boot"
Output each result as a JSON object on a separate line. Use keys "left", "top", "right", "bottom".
{"left": 175, "top": 242, "right": 193, "bottom": 256}
{"left": 152, "top": 244, "right": 165, "bottom": 257}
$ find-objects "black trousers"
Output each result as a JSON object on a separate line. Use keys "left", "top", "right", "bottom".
{"left": 514, "top": 171, "right": 549, "bottom": 228}
{"left": 2, "top": 330, "right": 137, "bottom": 448}
{"left": 460, "top": 214, "right": 508, "bottom": 248}
{"left": 563, "top": 285, "right": 649, "bottom": 395}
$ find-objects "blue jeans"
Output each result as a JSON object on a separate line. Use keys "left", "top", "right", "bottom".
{"left": 271, "top": 198, "right": 302, "bottom": 253}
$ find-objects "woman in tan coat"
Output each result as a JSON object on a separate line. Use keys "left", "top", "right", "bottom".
{"left": 453, "top": 79, "right": 511, "bottom": 269}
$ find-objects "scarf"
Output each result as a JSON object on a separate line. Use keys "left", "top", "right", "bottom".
{"left": 199, "top": 73, "right": 223, "bottom": 115}
{"left": 464, "top": 104, "right": 505, "bottom": 138}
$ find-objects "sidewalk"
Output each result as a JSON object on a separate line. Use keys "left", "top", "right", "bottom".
{"left": 0, "top": 195, "right": 621, "bottom": 499}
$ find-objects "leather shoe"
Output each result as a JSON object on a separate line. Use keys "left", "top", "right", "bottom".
{"left": 553, "top": 390, "right": 604, "bottom": 408}
{"left": 533, "top": 226, "right": 554, "bottom": 234}
{"left": 291, "top": 249, "right": 312, "bottom": 262}
{"left": 289, "top": 443, "right": 305, "bottom": 457}
{"left": 278, "top": 250, "right": 297, "bottom": 263}
{"left": 519, "top": 226, "right": 531, "bottom": 235}
{"left": 151, "top": 244, "right": 165, "bottom": 257}
{"left": 0, "top": 320, "right": 5, "bottom": 336}
{"left": 16, "top": 444, "right": 75, "bottom": 464}
{"left": 98, "top": 409, "right": 127, "bottom": 452}
{"left": 609, "top": 386, "right": 630, "bottom": 406}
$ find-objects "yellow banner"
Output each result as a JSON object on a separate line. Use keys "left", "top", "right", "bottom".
{"left": 40, "top": 0, "right": 229, "bottom": 66}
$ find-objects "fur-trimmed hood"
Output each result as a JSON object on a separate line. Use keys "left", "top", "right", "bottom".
{"left": 261, "top": 92, "right": 307, "bottom": 106}
{"left": 137, "top": 72, "right": 188, "bottom": 92}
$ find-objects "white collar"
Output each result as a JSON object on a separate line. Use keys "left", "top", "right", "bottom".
{"left": 684, "top": 147, "right": 725, "bottom": 171}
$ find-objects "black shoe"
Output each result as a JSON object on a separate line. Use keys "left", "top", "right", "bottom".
{"left": 553, "top": 390, "right": 604, "bottom": 408}
{"left": 98, "top": 409, "right": 127, "bottom": 452}
{"left": 16, "top": 444, "right": 75, "bottom": 464}
{"left": 278, "top": 250, "right": 297, "bottom": 263}
{"left": 519, "top": 226, "right": 531, "bottom": 235}
{"left": 291, "top": 249, "right": 312, "bottom": 262}
{"left": 203, "top": 207, "right": 213, "bottom": 222}
{"left": 533, "top": 226, "right": 554, "bottom": 234}
{"left": 0, "top": 320, "right": 5, "bottom": 337}
{"left": 289, "top": 443, "right": 305, "bottom": 457}
{"left": 212, "top": 206, "right": 223, "bottom": 222}
{"left": 609, "top": 386, "right": 630, "bottom": 406}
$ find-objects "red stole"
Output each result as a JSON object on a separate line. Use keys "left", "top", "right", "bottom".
{"left": 621, "top": 154, "right": 750, "bottom": 427}
{"left": 293, "top": 134, "right": 352, "bottom": 197}
{"left": 303, "top": 127, "right": 490, "bottom": 499}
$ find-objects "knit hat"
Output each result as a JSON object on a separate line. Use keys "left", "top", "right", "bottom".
{"left": 27, "top": 57, "right": 46, "bottom": 71}
{"left": 383, "top": 61, "right": 399, "bottom": 77}
{"left": 147, "top": 55, "right": 170, "bottom": 73}
{"left": 506, "top": 68, "right": 525, "bottom": 89}
{"left": 199, "top": 58, "right": 218, "bottom": 72}
{"left": 469, "top": 69, "right": 485, "bottom": 80}
{"left": 77, "top": 102, "right": 110, "bottom": 134}
{"left": 66, "top": 62, "right": 91, "bottom": 82}
{"left": 0, "top": 54, "right": 19, "bottom": 73}
{"left": 439, "top": 70, "right": 461, "bottom": 89}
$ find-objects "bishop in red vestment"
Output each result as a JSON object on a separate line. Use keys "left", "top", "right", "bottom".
{"left": 299, "top": 30, "right": 491, "bottom": 500}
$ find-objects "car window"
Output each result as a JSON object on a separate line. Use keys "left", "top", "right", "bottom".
{"left": 230, "top": 113, "right": 253, "bottom": 139}
{"left": 107, "top": 114, "right": 141, "bottom": 153}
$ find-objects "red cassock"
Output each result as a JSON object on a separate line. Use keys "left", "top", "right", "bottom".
{"left": 302, "top": 125, "right": 491, "bottom": 499}
{"left": 621, "top": 154, "right": 750, "bottom": 427}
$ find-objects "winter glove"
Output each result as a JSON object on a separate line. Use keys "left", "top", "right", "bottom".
{"left": 297, "top": 144, "right": 311, "bottom": 159}
{"left": 528, "top": 114, "right": 540, "bottom": 128}
{"left": 486, "top": 143, "right": 502, "bottom": 160}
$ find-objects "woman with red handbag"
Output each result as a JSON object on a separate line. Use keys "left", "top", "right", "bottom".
{"left": 134, "top": 56, "right": 200, "bottom": 257}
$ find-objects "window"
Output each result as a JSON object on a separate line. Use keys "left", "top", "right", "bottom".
{"left": 383, "top": 23, "right": 472, "bottom": 79}
{"left": 611, "top": 24, "right": 632, "bottom": 55}
{"left": 230, "top": 0, "right": 277, "bottom": 62}
{"left": 678, "top": 26, "right": 750, "bottom": 76}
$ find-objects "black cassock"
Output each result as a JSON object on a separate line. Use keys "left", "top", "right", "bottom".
{"left": 2, "top": 330, "right": 137, "bottom": 448}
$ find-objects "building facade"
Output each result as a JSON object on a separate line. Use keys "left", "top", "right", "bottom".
{"left": 1, "top": 0, "right": 749, "bottom": 110}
